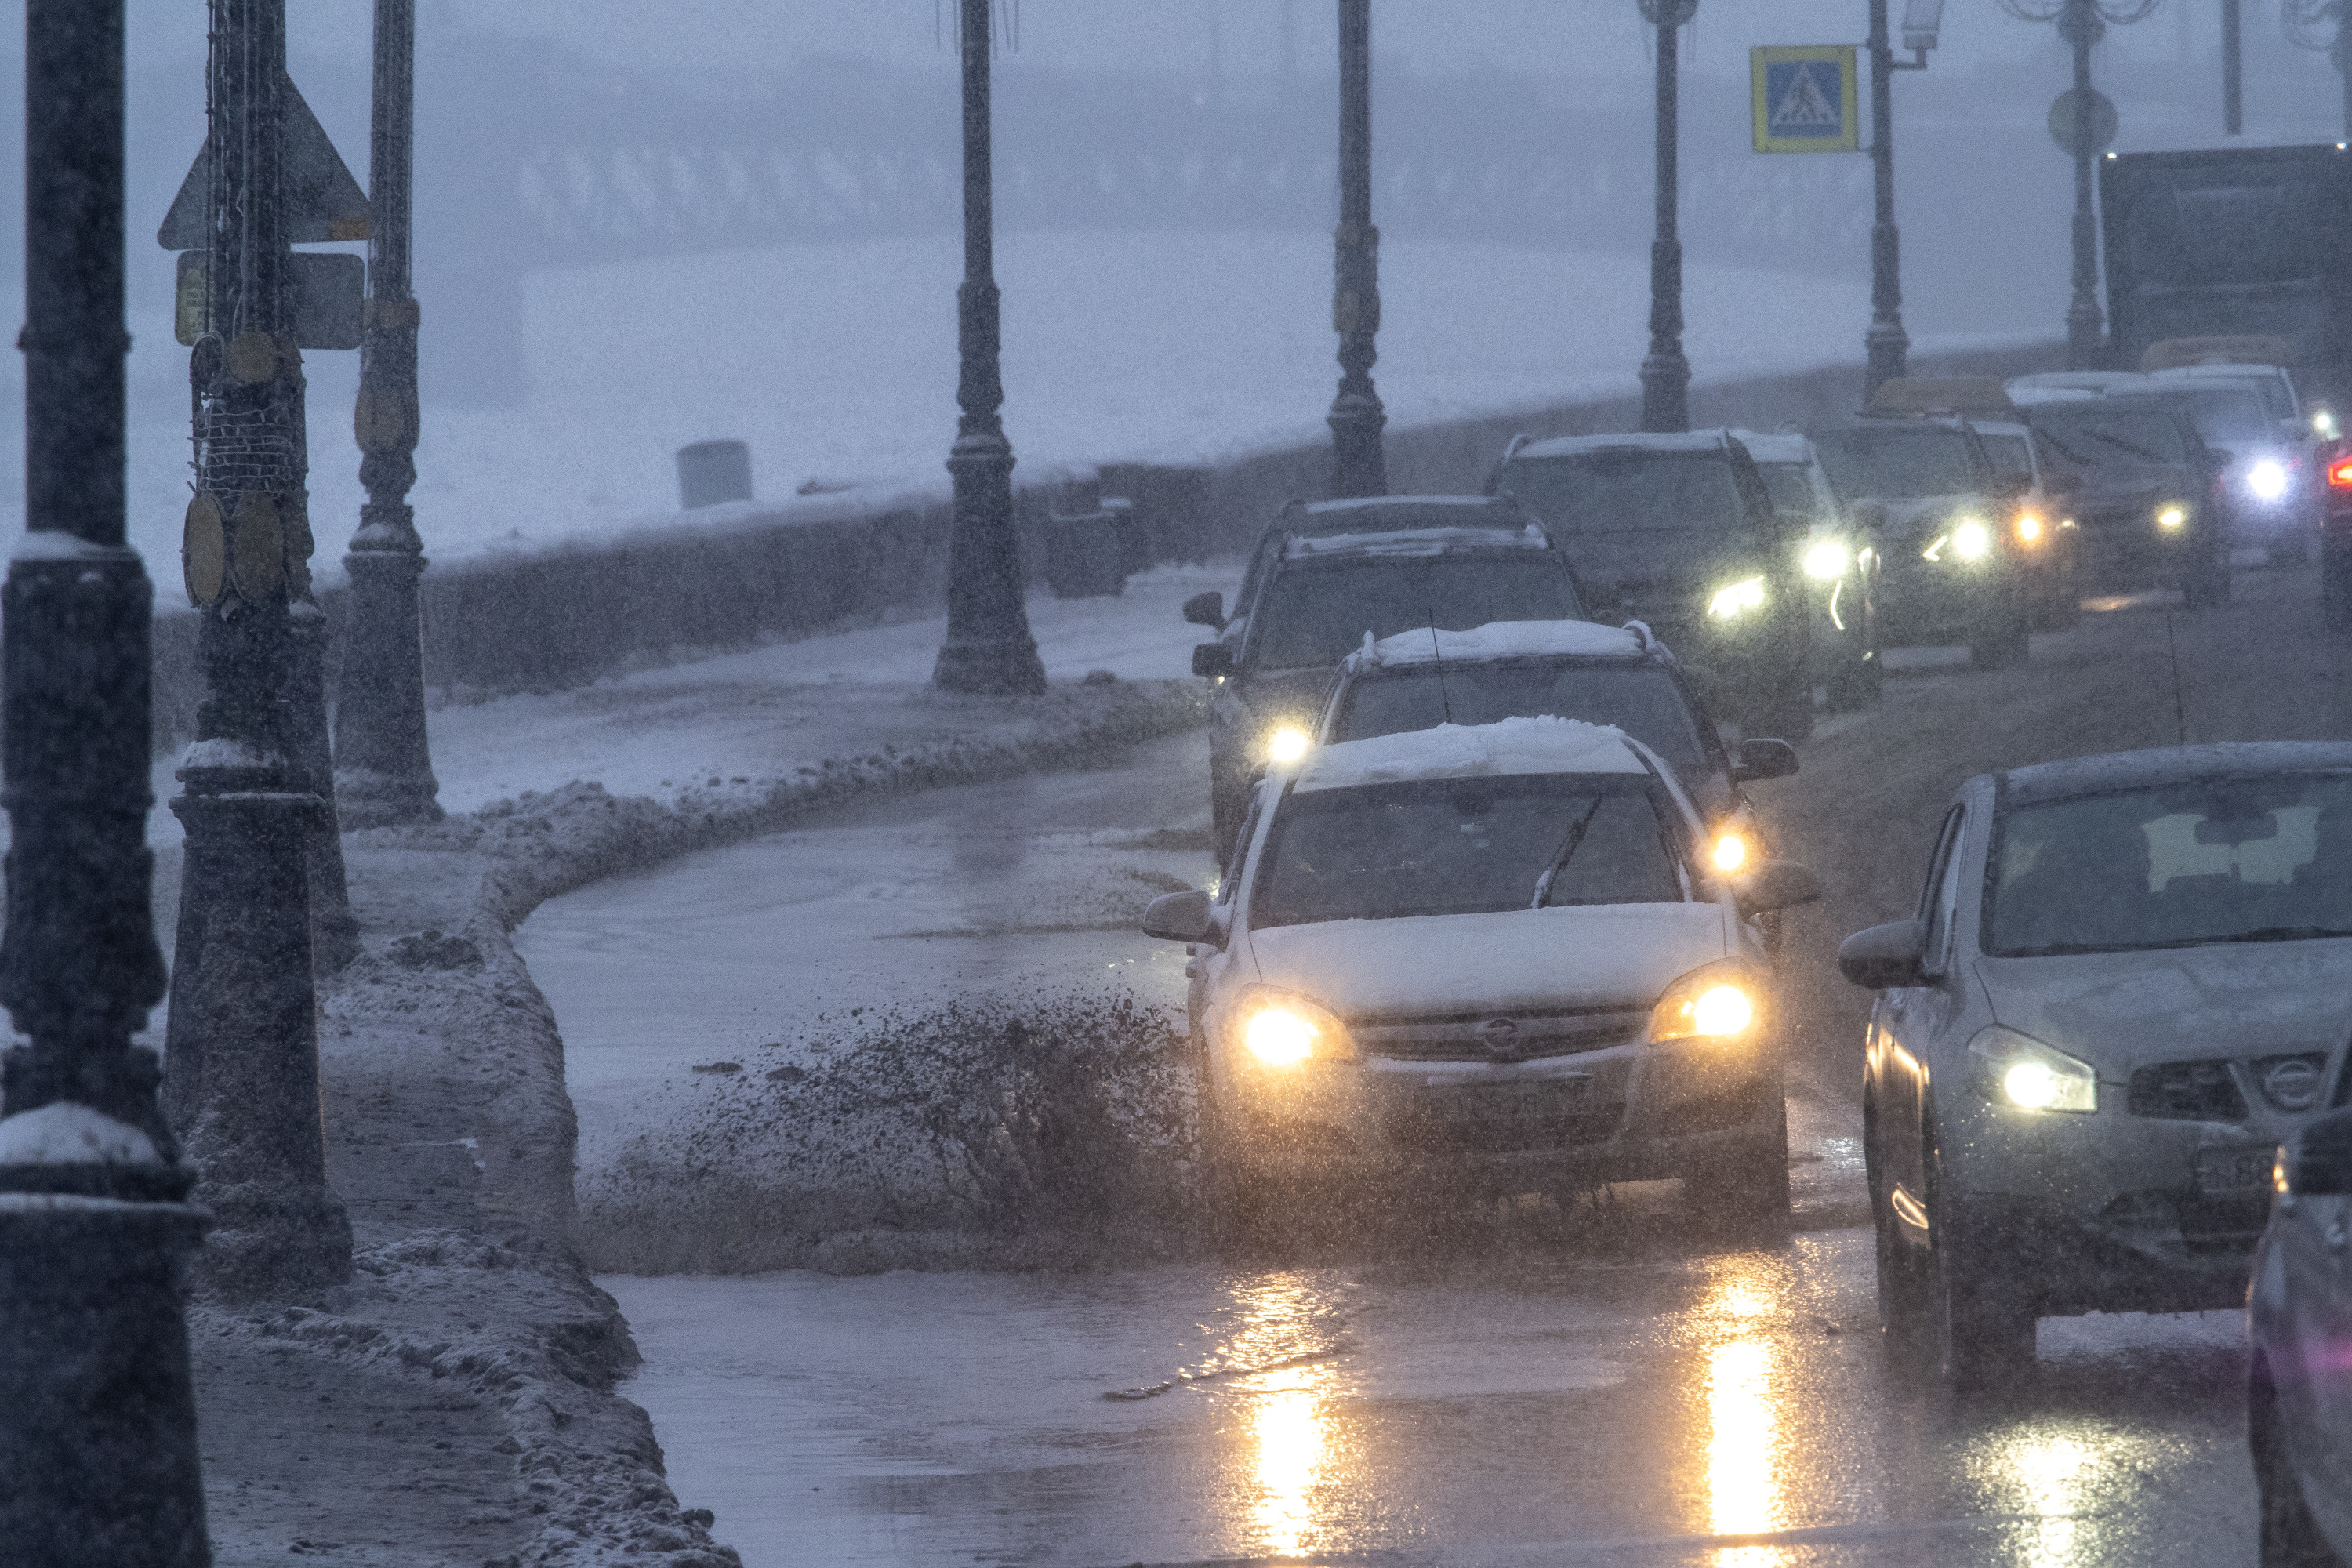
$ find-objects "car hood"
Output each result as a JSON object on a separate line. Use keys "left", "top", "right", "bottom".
{"left": 1976, "top": 941, "right": 2352, "bottom": 1074}
{"left": 2068, "top": 463, "right": 2190, "bottom": 506}
{"left": 1246, "top": 902, "right": 1737, "bottom": 1017}
{"left": 1225, "top": 666, "right": 1334, "bottom": 721}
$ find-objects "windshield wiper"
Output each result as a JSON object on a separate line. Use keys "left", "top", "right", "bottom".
{"left": 1531, "top": 796, "right": 1608, "bottom": 909}
{"left": 2212, "top": 925, "right": 2352, "bottom": 945}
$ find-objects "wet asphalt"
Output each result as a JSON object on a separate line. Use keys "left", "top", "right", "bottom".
{"left": 535, "top": 562, "right": 2352, "bottom": 1566}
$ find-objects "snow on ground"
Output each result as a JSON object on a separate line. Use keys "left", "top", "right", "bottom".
{"left": 42, "top": 231, "right": 2031, "bottom": 582}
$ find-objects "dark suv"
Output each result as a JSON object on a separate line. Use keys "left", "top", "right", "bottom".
{"left": 1486, "top": 430, "right": 1813, "bottom": 739}
{"left": 1183, "top": 495, "right": 1588, "bottom": 858}
{"left": 2021, "top": 394, "right": 2234, "bottom": 605}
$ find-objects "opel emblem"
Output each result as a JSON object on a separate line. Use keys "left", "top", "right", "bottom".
{"left": 2263, "top": 1057, "right": 2323, "bottom": 1113}
{"left": 1475, "top": 1018, "right": 1520, "bottom": 1059}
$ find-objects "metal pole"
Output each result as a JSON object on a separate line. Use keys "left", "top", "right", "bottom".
{"left": 0, "top": 1, "right": 212, "bottom": 1560}
{"left": 164, "top": 0, "right": 352, "bottom": 1301}
{"left": 2062, "top": 0, "right": 2107, "bottom": 370}
{"left": 334, "top": 0, "right": 441, "bottom": 828}
{"left": 1328, "top": 0, "right": 1388, "bottom": 497}
{"left": 933, "top": 0, "right": 1045, "bottom": 695}
{"left": 1639, "top": 5, "right": 1692, "bottom": 434}
{"left": 2223, "top": 0, "right": 2244, "bottom": 132}
{"left": 1864, "top": 0, "right": 1911, "bottom": 403}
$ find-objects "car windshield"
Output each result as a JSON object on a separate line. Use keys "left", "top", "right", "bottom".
{"left": 2165, "top": 387, "right": 2271, "bottom": 447}
{"left": 1330, "top": 662, "right": 1712, "bottom": 774}
{"left": 1980, "top": 434, "right": 2033, "bottom": 487}
{"left": 1250, "top": 556, "right": 1583, "bottom": 670}
{"left": 2030, "top": 407, "right": 2190, "bottom": 467}
{"left": 1809, "top": 427, "right": 1980, "bottom": 499}
{"left": 1497, "top": 451, "right": 1749, "bottom": 536}
{"left": 1756, "top": 463, "right": 1818, "bottom": 516}
{"left": 1251, "top": 773, "right": 1690, "bottom": 927}
{"left": 1985, "top": 772, "right": 2352, "bottom": 956}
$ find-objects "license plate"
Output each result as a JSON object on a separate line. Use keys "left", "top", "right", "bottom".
{"left": 1436, "top": 1078, "right": 1588, "bottom": 1122}
{"left": 2195, "top": 1144, "right": 2278, "bottom": 1198}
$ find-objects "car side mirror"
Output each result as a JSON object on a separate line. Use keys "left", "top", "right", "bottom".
{"left": 1732, "top": 738, "right": 1799, "bottom": 782}
{"left": 1182, "top": 590, "right": 1228, "bottom": 630}
{"left": 1192, "top": 642, "right": 1236, "bottom": 679}
{"left": 1838, "top": 919, "right": 1929, "bottom": 990}
{"left": 1141, "top": 889, "right": 1221, "bottom": 946}
{"left": 1735, "top": 860, "right": 1821, "bottom": 916}
{"left": 2281, "top": 1109, "right": 2352, "bottom": 1207}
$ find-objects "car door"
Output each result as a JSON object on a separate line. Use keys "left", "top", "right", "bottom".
{"left": 2286, "top": 1089, "right": 2352, "bottom": 1523}
{"left": 1875, "top": 802, "right": 1971, "bottom": 1240}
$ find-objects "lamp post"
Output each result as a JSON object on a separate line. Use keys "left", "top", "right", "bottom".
{"left": 1328, "top": 0, "right": 1388, "bottom": 498}
{"left": 2223, "top": 0, "right": 2244, "bottom": 132}
{"left": 932, "top": 0, "right": 1047, "bottom": 696}
{"left": 1639, "top": 0, "right": 1695, "bottom": 434}
{"left": 0, "top": 1, "right": 212, "bottom": 1561}
{"left": 334, "top": 0, "right": 442, "bottom": 828}
{"left": 1864, "top": 0, "right": 1921, "bottom": 401}
{"left": 164, "top": 0, "right": 353, "bottom": 1301}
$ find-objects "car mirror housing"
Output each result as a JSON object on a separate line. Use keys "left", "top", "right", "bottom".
{"left": 2283, "top": 1108, "right": 2352, "bottom": 1199}
{"left": 1838, "top": 919, "right": 1930, "bottom": 990}
{"left": 1192, "top": 642, "right": 1236, "bottom": 679}
{"left": 1182, "top": 590, "right": 1228, "bottom": 630}
{"left": 1732, "top": 738, "right": 1800, "bottom": 782}
{"left": 1141, "top": 888, "right": 1221, "bottom": 946}
{"left": 1736, "top": 860, "right": 1821, "bottom": 916}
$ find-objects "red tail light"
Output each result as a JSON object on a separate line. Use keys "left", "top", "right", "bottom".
{"left": 2330, "top": 455, "right": 2352, "bottom": 489}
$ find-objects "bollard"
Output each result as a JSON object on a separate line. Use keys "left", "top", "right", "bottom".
{"left": 677, "top": 438, "right": 752, "bottom": 509}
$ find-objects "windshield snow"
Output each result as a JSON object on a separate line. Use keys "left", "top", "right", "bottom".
{"left": 1331, "top": 663, "right": 1710, "bottom": 773}
{"left": 1987, "top": 773, "right": 2352, "bottom": 956}
{"left": 1809, "top": 427, "right": 1980, "bottom": 499}
{"left": 1250, "top": 774, "right": 1690, "bottom": 927}
{"left": 1250, "top": 556, "right": 1583, "bottom": 670}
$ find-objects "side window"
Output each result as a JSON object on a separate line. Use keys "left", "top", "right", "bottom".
{"left": 1918, "top": 806, "right": 1968, "bottom": 978}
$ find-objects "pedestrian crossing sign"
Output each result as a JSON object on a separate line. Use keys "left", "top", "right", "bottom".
{"left": 1751, "top": 46, "right": 1859, "bottom": 154}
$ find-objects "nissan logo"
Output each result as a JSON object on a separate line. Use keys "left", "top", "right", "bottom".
{"left": 2263, "top": 1057, "right": 2324, "bottom": 1113}
{"left": 1475, "top": 1018, "right": 1520, "bottom": 1058}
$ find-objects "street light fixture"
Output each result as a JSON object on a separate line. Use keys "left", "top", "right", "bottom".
{"left": 1328, "top": 0, "right": 1388, "bottom": 498}
{"left": 932, "top": 0, "right": 1047, "bottom": 696}
{"left": 1639, "top": 0, "right": 1696, "bottom": 434}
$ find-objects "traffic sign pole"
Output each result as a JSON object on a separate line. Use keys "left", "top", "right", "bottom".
{"left": 1867, "top": 0, "right": 1911, "bottom": 402}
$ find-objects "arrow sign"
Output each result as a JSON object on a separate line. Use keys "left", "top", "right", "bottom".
{"left": 156, "top": 74, "right": 368, "bottom": 249}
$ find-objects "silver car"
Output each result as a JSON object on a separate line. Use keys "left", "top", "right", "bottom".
{"left": 1841, "top": 742, "right": 2352, "bottom": 1389}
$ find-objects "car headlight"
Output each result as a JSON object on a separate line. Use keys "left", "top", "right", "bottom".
{"left": 1225, "top": 989, "right": 1355, "bottom": 1068}
{"left": 2015, "top": 511, "right": 2043, "bottom": 544}
{"left": 1969, "top": 1025, "right": 2096, "bottom": 1113}
{"left": 1711, "top": 830, "right": 1750, "bottom": 873}
{"left": 1951, "top": 518, "right": 1992, "bottom": 561}
{"left": 2316, "top": 408, "right": 2339, "bottom": 441}
{"left": 1802, "top": 540, "right": 1849, "bottom": 580}
{"left": 1260, "top": 724, "right": 1312, "bottom": 765}
{"left": 1646, "top": 961, "right": 1765, "bottom": 1045}
{"left": 2156, "top": 503, "right": 2188, "bottom": 529}
{"left": 2248, "top": 458, "right": 2290, "bottom": 503}
{"left": 1708, "top": 576, "right": 1767, "bottom": 619}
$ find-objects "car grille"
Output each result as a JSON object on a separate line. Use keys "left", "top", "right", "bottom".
{"left": 2128, "top": 1059, "right": 2249, "bottom": 1123}
{"left": 1348, "top": 1004, "right": 1649, "bottom": 1064}
{"left": 1381, "top": 1097, "right": 1628, "bottom": 1155}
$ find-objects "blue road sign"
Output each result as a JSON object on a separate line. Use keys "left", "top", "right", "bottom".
{"left": 1751, "top": 47, "right": 1859, "bottom": 155}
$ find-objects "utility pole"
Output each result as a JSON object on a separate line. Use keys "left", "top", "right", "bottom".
{"left": 0, "top": 1, "right": 212, "bottom": 1561}
{"left": 1328, "top": 0, "right": 1388, "bottom": 497}
{"left": 1864, "top": 0, "right": 1915, "bottom": 403}
{"left": 933, "top": 0, "right": 1046, "bottom": 696}
{"left": 334, "top": 0, "right": 441, "bottom": 827}
{"left": 2223, "top": 0, "right": 2244, "bottom": 132}
{"left": 1639, "top": 0, "right": 1695, "bottom": 434}
{"left": 165, "top": 0, "right": 353, "bottom": 1301}
{"left": 2060, "top": 0, "right": 2107, "bottom": 370}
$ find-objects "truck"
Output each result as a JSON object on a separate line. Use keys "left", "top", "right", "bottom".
{"left": 2100, "top": 142, "right": 2352, "bottom": 402}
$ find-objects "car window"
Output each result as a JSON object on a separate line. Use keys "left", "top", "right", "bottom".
{"left": 1757, "top": 463, "right": 1817, "bottom": 516}
{"left": 1217, "top": 789, "right": 1266, "bottom": 903}
{"left": 1980, "top": 434, "right": 2033, "bottom": 487}
{"left": 1250, "top": 773, "right": 1689, "bottom": 927}
{"left": 1985, "top": 773, "right": 2352, "bottom": 956}
{"left": 1808, "top": 427, "right": 1980, "bottom": 500}
{"left": 2030, "top": 407, "right": 2190, "bottom": 467}
{"left": 1331, "top": 662, "right": 1711, "bottom": 773}
{"left": 1918, "top": 805, "right": 1967, "bottom": 976}
{"left": 2168, "top": 388, "right": 2270, "bottom": 447}
{"left": 1497, "top": 451, "right": 1749, "bottom": 535}
{"left": 1249, "top": 556, "right": 1583, "bottom": 670}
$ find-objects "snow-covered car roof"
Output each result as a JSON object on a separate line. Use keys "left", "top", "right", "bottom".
{"left": 2009, "top": 372, "right": 2151, "bottom": 393}
{"left": 1972, "top": 419, "right": 2031, "bottom": 438}
{"left": 2002, "top": 742, "right": 2352, "bottom": 808}
{"left": 1283, "top": 495, "right": 1527, "bottom": 535}
{"left": 1290, "top": 716, "right": 1653, "bottom": 794}
{"left": 2005, "top": 386, "right": 2098, "bottom": 408}
{"left": 1283, "top": 523, "right": 1550, "bottom": 561}
{"left": 1726, "top": 430, "right": 1815, "bottom": 465}
{"left": 1346, "top": 619, "right": 1655, "bottom": 671}
{"left": 1504, "top": 430, "right": 1734, "bottom": 463}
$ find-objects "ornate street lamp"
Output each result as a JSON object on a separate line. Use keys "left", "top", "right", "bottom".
{"left": 1328, "top": 0, "right": 1388, "bottom": 498}
{"left": 335, "top": 0, "right": 443, "bottom": 827}
{"left": 1639, "top": 0, "right": 1696, "bottom": 434}
{"left": 0, "top": 1, "right": 212, "bottom": 1560}
{"left": 933, "top": 0, "right": 1047, "bottom": 696}
{"left": 2285, "top": 0, "right": 2352, "bottom": 136}
{"left": 1861, "top": 0, "right": 1943, "bottom": 402}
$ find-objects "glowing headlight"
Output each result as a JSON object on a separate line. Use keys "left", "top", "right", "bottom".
{"left": 1227, "top": 989, "right": 1353, "bottom": 1069}
{"left": 1647, "top": 961, "right": 1764, "bottom": 1044}
{"left": 1968, "top": 1025, "right": 2096, "bottom": 1114}
{"left": 1951, "top": 518, "right": 1992, "bottom": 561}
{"left": 1708, "top": 576, "right": 1767, "bottom": 619}
{"left": 1802, "top": 540, "right": 1849, "bottom": 580}
{"left": 1262, "top": 724, "right": 1312, "bottom": 765}
{"left": 2156, "top": 504, "right": 2188, "bottom": 529}
{"left": 2015, "top": 512, "right": 2043, "bottom": 543}
{"left": 2316, "top": 408, "right": 2340, "bottom": 440}
{"left": 1711, "top": 831, "right": 1750, "bottom": 873}
{"left": 2248, "top": 458, "right": 2290, "bottom": 503}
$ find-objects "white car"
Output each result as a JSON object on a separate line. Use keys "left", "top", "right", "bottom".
{"left": 1138, "top": 716, "right": 1821, "bottom": 1226}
